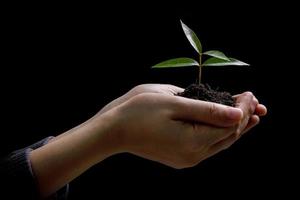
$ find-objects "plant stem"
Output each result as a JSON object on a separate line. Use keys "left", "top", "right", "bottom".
{"left": 198, "top": 53, "right": 202, "bottom": 85}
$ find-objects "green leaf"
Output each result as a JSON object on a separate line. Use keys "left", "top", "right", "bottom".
{"left": 202, "top": 57, "right": 250, "bottom": 66}
{"left": 203, "top": 50, "right": 230, "bottom": 61}
{"left": 180, "top": 20, "right": 202, "bottom": 54}
{"left": 152, "top": 57, "right": 199, "bottom": 68}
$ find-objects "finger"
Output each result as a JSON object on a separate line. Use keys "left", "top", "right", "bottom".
{"left": 232, "top": 92, "right": 256, "bottom": 137}
{"left": 253, "top": 96, "right": 259, "bottom": 104}
{"left": 241, "top": 94, "right": 267, "bottom": 116}
{"left": 172, "top": 96, "right": 243, "bottom": 127}
{"left": 236, "top": 93, "right": 267, "bottom": 117}
{"left": 235, "top": 92, "right": 256, "bottom": 115}
{"left": 255, "top": 104, "right": 267, "bottom": 116}
{"left": 241, "top": 115, "right": 260, "bottom": 135}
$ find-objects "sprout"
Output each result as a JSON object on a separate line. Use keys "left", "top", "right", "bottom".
{"left": 152, "top": 20, "right": 249, "bottom": 85}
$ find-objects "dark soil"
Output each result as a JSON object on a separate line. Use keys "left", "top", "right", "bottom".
{"left": 177, "top": 84, "right": 235, "bottom": 106}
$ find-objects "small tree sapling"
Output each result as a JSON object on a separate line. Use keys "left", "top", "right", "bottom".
{"left": 152, "top": 20, "right": 249, "bottom": 85}
{"left": 151, "top": 20, "right": 249, "bottom": 106}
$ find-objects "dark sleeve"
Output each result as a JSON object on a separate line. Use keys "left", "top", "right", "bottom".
{"left": 0, "top": 137, "right": 69, "bottom": 200}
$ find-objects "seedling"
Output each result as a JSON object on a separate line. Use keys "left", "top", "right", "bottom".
{"left": 152, "top": 20, "right": 249, "bottom": 85}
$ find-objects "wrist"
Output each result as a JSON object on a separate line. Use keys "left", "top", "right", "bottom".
{"left": 89, "top": 109, "right": 127, "bottom": 162}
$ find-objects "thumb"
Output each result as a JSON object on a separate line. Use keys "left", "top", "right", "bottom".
{"left": 171, "top": 96, "right": 243, "bottom": 127}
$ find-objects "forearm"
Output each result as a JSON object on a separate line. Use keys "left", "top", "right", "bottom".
{"left": 29, "top": 111, "right": 121, "bottom": 198}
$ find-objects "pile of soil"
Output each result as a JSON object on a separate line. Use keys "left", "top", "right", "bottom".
{"left": 177, "top": 84, "right": 235, "bottom": 106}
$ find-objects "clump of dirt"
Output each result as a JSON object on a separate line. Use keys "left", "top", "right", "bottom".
{"left": 177, "top": 84, "right": 235, "bottom": 106}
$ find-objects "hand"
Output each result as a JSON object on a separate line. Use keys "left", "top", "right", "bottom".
{"left": 98, "top": 84, "right": 267, "bottom": 133}
{"left": 98, "top": 84, "right": 184, "bottom": 115}
{"left": 209, "top": 92, "right": 266, "bottom": 156}
{"left": 234, "top": 92, "right": 267, "bottom": 135}
{"left": 52, "top": 84, "right": 266, "bottom": 144}
{"left": 29, "top": 85, "right": 267, "bottom": 197}
{"left": 105, "top": 92, "right": 258, "bottom": 169}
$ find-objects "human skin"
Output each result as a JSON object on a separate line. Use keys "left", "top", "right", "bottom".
{"left": 29, "top": 84, "right": 267, "bottom": 198}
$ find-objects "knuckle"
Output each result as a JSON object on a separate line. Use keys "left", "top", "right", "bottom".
{"left": 253, "top": 97, "right": 259, "bottom": 104}
{"left": 128, "top": 93, "right": 150, "bottom": 106}
{"left": 130, "top": 93, "right": 145, "bottom": 102}
{"left": 208, "top": 103, "right": 218, "bottom": 117}
{"left": 243, "top": 91, "right": 254, "bottom": 98}
{"left": 132, "top": 84, "right": 147, "bottom": 94}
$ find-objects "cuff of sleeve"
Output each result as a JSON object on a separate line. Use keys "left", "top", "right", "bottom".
{"left": 2, "top": 137, "right": 69, "bottom": 200}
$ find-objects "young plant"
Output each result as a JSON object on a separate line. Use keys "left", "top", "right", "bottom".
{"left": 152, "top": 20, "right": 249, "bottom": 85}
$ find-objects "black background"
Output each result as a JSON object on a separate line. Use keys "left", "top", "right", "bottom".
{"left": 1, "top": 2, "right": 297, "bottom": 199}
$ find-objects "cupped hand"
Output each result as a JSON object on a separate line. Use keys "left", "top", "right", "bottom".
{"left": 105, "top": 91, "right": 260, "bottom": 169}
{"left": 99, "top": 84, "right": 267, "bottom": 133}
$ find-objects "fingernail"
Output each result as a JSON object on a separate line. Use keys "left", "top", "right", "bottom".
{"left": 227, "top": 108, "right": 242, "bottom": 120}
